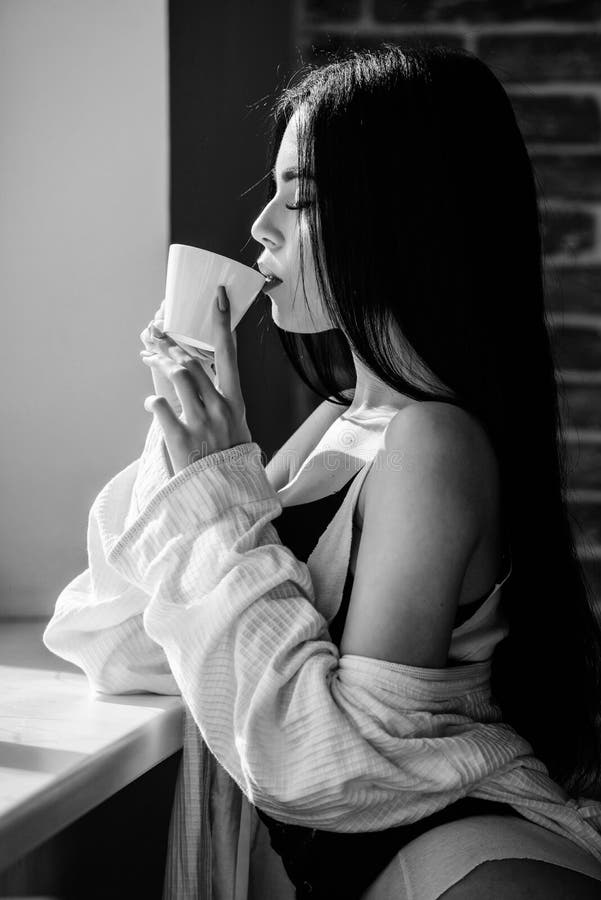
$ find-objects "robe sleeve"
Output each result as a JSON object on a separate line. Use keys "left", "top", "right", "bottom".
{"left": 42, "top": 419, "right": 180, "bottom": 695}
{"left": 100, "top": 439, "right": 540, "bottom": 831}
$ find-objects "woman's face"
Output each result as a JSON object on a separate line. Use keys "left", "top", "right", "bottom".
{"left": 251, "top": 109, "right": 335, "bottom": 333}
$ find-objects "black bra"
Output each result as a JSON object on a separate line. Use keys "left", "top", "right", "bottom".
{"left": 453, "top": 548, "right": 513, "bottom": 628}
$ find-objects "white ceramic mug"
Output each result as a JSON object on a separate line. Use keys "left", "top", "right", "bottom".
{"left": 163, "top": 244, "right": 267, "bottom": 352}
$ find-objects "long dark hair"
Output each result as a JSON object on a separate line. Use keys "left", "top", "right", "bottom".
{"left": 254, "top": 43, "right": 601, "bottom": 799}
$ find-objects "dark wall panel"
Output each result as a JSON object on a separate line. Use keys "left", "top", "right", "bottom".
{"left": 169, "top": 0, "right": 303, "bottom": 459}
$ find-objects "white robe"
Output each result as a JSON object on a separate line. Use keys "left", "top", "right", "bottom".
{"left": 43, "top": 418, "right": 601, "bottom": 899}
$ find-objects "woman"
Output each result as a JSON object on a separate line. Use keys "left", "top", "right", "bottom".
{"left": 44, "top": 45, "right": 601, "bottom": 899}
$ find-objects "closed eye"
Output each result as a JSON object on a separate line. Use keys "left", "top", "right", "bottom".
{"left": 270, "top": 167, "right": 316, "bottom": 211}
{"left": 285, "top": 200, "right": 313, "bottom": 211}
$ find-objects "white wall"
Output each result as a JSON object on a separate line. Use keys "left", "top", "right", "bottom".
{"left": 0, "top": 0, "right": 169, "bottom": 616}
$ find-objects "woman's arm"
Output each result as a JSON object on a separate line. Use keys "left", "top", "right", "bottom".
{"left": 339, "top": 403, "right": 493, "bottom": 666}
{"left": 101, "top": 439, "right": 550, "bottom": 832}
{"left": 42, "top": 418, "right": 180, "bottom": 695}
{"left": 41, "top": 382, "right": 343, "bottom": 695}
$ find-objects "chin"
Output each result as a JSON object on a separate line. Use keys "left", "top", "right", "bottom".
{"left": 270, "top": 302, "right": 329, "bottom": 334}
{"left": 270, "top": 300, "right": 287, "bottom": 327}
{"left": 270, "top": 307, "right": 299, "bottom": 332}
{"left": 271, "top": 310, "right": 298, "bottom": 333}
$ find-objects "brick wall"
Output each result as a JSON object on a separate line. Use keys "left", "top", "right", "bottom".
{"left": 293, "top": 0, "right": 601, "bottom": 602}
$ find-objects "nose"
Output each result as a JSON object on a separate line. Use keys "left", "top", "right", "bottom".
{"left": 250, "top": 197, "right": 281, "bottom": 249}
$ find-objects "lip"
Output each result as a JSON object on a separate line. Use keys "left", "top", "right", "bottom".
{"left": 262, "top": 276, "right": 283, "bottom": 293}
{"left": 257, "top": 262, "right": 283, "bottom": 282}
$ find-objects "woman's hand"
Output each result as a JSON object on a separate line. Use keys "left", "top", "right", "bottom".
{"left": 139, "top": 300, "right": 216, "bottom": 415}
{"left": 139, "top": 286, "right": 252, "bottom": 474}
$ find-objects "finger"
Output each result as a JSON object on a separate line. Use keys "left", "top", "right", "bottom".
{"left": 168, "top": 343, "right": 216, "bottom": 381}
{"left": 166, "top": 341, "right": 198, "bottom": 365}
{"left": 183, "top": 356, "right": 225, "bottom": 410}
{"left": 167, "top": 338, "right": 206, "bottom": 362}
{"left": 140, "top": 323, "right": 156, "bottom": 351}
{"left": 150, "top": 323, "right": 167, "bottom": 342}
{"left": 141, "top": 350, "right": 185, "bottom": 381}
{"left": 152, "top": 299, "right": 166, "bottom": 331}
{"left": 142, "top": 313, "right": 166, "bottom": 349}
{"left": 139, "top": 353, "right": 184, "bottom": 412}
{"left": 142, "top": 350, "right": 189, "bottom": 381}
{"left": 169, "top": 365, "right": 208, "bottom": 425}
{"left": 139, "top": 324, "right": 162, "bottom": 354}
{"left": 142, "top": 352, "right": 209, "bottom": 423}
{"left": 153, "top": 328, "right": 210, "bottom": 368}
{"left": 214, "top": 286, "right": 243, "bottom": 401}
{"left": 151, "top": 330, "right": 219, "bottom": 398}
{"left": 143, "top": 394, "right": 184, "bottom": 438}
{"left": 152, "top": 333, "right": 181, "bottom": 359}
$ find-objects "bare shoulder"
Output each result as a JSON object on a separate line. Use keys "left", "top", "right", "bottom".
{"left": 386, "top": 400, "right": 493, "bottom": 454}
{"left": 362, "top": 400, "right": 496, "bottom": 529}
{"left": 353, "top": 402, "right": 498, "bottom": 527}
{"left": 383, "top": 401, "right": 499, "bottom": 505}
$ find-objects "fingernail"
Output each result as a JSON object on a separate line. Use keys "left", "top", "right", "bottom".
{"left": 217, "top": 287, "right": 229, "bottom": 312}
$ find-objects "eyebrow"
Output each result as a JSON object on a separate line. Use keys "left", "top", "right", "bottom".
{"left": 271, "top": 166, "right": 315, "bottom": 182}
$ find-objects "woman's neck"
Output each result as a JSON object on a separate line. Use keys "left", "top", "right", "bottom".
{"left": 347, "top": 353, "right": 412, "bottom": 415}
{"left": 346, "top": 347, "right": 456, "bottom": 416}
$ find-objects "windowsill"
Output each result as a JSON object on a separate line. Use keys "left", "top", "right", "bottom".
{"left": 0, "top": 617, "right": 184, "bottom": 873}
